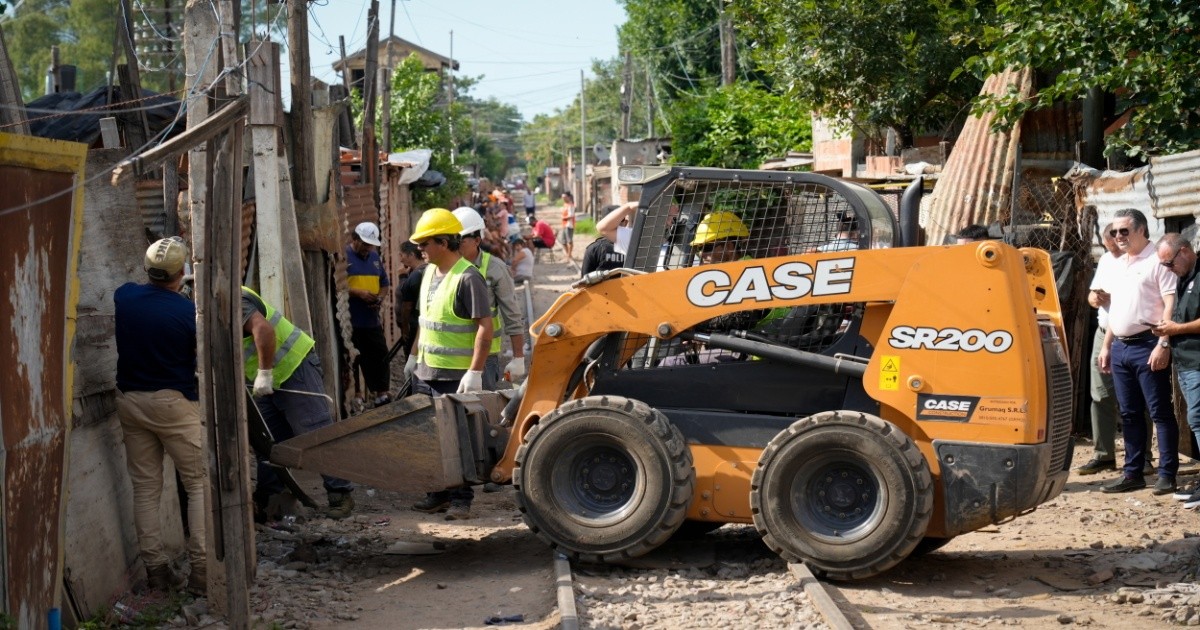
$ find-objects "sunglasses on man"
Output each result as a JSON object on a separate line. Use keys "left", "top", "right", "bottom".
{"left": 1108, "top": 227, "right": 1131, "bottom": 237}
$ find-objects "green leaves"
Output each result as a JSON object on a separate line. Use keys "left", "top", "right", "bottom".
{"left": 976, "top": 0, "right": 1200, "bottom": 158}
{"left": 668, "top": 83, "right": 812, "bottom": 168}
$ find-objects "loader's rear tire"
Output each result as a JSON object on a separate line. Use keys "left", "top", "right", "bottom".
{"left": 513, "top": 396, "right": 694, "bottom": 563}
{"left": 751, "top": 411, "right": 932, "bottom": 581}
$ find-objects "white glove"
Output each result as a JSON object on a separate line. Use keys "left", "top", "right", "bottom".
{"left": 404, "top": 354, "right": 418, "bottom": 379}
{"left": 252, "top": 369, "right": 274, "bottom": 397}
{"left": 505, "top": 357, "right": 527, "bottom": 382}
{"left": 457, "top": 370, "right": 484, "bottom": 393}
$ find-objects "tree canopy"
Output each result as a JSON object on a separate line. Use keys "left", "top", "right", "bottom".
{"left": 735, "top": 0, "right": 988, "bottom": 149}
{"left": 973, "top": 0, "right": 1200, "bottom": 158}
{"left": 670, "top": 82, "right": 812, "bottom": 169}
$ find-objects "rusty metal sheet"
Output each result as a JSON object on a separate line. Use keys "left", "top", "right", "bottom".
{"left": 1148, "top": 148, "right": 1200, "bottom": 219}
{"left": 925, "top": 67, "right": 1033, "bottom": 244}
{"left": 0, "top": 133, "right": 87, "bottom": 627}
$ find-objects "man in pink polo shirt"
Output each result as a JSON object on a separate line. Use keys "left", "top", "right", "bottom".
{"left": 1097, "top": 208, "right": 1180, "bottom": 495}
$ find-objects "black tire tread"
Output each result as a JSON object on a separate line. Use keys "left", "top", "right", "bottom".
{"left": 749, "top": 410, "right": 933, "bottom": 581}
{"left": 513, "top": 395, "right": 694, "bottom": 563}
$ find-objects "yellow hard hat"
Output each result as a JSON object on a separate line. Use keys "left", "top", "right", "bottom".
{"left": 691, "top": 211, "right": 749, "bottom": 246}
{"left": 410, "top": 208, "right": 463, "bottom": 243}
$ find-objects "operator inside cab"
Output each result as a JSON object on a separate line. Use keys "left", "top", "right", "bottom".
{"left": 691, "top": 211, "right": 750, "bottom": 264}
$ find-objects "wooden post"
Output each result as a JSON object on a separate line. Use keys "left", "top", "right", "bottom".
{"left": 719, "top": 11, "right": 735, "bottom": 86}
{"left": 362, "top": 0, "right": 381, "bottom": 206}
{"left": 185, "top": 0, "right": 252, "bottom": 622}
{"left": 0, "top": 28, "right": 30, "bottom": 135}
{"left": 288, "top": 0, "right": 318, "bottom": 204}
{"left": 380, "top": 68, "right": 392, "bottom": 154}
{"left": 217, "top": 0, "right": 242, "bottom": 95}
{"left": 338, "top": 35, "right": 351, "bottom": 94}
{"left": 202, "top": 117, "right": 253, "bottom": 628}
{"left": 118, "top": 0, "right": 152, "bottom": 143}
{"left": 116, "top": 64, "right": 149, "bottom": 152}
{"left": 248, "top": 41, "right": 287, "bottom": 313}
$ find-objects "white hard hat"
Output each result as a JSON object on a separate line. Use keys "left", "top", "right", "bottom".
{"left": 354, "top": 222, "right": 382, "bottom": 246}
{"left": 144, "top": 236, "right": 188, "bottom": 281}
{"left": 452, "top": 207, "right": 486, "bottom": 236}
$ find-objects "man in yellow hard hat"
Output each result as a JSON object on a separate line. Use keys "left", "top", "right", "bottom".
{"left": 692, "top": 210, "right": 750, "bottom": 264}
{"left": 114, "top": 236, "right": 207, "bottom": 595}
{"left": 405, "top": 208, "right": 494, "bottom": 520}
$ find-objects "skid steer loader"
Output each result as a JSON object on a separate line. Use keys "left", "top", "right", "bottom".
{"left": 273, "top": 166, "right": 1074, "bottom": 580}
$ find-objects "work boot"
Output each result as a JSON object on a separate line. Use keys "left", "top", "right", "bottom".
{"left": 1075, "top": 458, "right": 1116, "bottom": 475}
{"left": 146, "top": 564, "right": 186, "bottom": 592}
{"left": 412, "top": 493, "right": 450, "bottom": 513}
{"left": 373, "top": 394, "right": 392, "bottom": 408}
{"left": 326, "top": 491, "right": 354, "bottom": 520}
{"left": 444, "top": 501, "right": 471, "bottom": 521}
{"left": 186, "top": 564, "right": 207, "bottom": 597}
{"left": 1152, "top": 476, "right": 1177, "bottom": 496}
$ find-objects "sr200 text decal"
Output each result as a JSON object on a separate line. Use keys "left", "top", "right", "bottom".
{"left": 685, "top": 259, "right": 855, "bottom": 307}
{"left": 888, "top": 326, "right": 1014, "bottom": 353}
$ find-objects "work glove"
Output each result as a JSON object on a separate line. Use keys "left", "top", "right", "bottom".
{"left": 505, "top": 357, "right": 527, "bottom": 382}
{"left": 252, "top": 369, "right": 274, "bottom": 397}
{"left": 404, "top": 354, "right": 418, "bottom": 379}
{"left": 457, "top": 370, "right": 484, "bottom": 393}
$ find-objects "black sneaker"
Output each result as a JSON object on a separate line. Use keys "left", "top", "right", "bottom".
{"left": 1076, "top": 458, "right": 1117, "bottom": 475}
{"left": 1185, "top": 489, "right": 1200, "bottom": 510}
{"left": 1152, "top": 476, "right": 1177, "bottom": 496}
{"left": 1101, "top": 475, "right": 1146, "bottom": 493}
{"left": 1175, "top": 482, "right": 1199, "bottom": 501}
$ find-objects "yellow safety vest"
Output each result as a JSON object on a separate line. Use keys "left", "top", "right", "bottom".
{"left": 468, "top": 251, "right": 503, "bottom": 355}
{"left": 241, "top": 286, "right": 316, "bottom": 387}
{"left": 417, "top": 258, "right": 478, "bottom": 370}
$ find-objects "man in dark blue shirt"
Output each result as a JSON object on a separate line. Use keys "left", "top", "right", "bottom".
{"left": 347, "top": 222, "right": 391, "bottom": 406}
{"left": 113, "top": 236, "right": 206, "bottom": 596}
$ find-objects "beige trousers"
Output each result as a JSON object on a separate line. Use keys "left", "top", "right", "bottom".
{"left": 116, "top": 389, "right": 207, "bottom": 571}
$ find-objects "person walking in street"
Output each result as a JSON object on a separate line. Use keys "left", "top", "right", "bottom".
{"left": 243, "top": 286, "right": 355, "bottom": 520}
{"left": 523, "top": 186, "right": 536, "bottom": 218}
{"left": 560, "top": 192, "right": 577, "bottom": 259}
{"left": 404, "top": 208, "right": 494, "bottom": 520}
{"left": 1097, "top": 209, "right": 1180, "bottom": 495}
{"left": 453, "top": 206, "right": 528, "bottom": 386}
{"left": 346, "top": 222, "right": 391, "bottom": 406}
{"left": 1153, "top": 234, "right": 1200, "bottom": 507}
{"left": 114, "top": 236, "right": 207, "bottom": 595}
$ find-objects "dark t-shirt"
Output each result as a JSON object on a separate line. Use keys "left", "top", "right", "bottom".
{"left": 346, "top": 246, "right": 390, "bottom": 329}
{"left": 1172, "top": 263, "right": 1200, "bottom": 370}
{"left": 115, "top": 282, "right": 199, "bottom": 400}
{"left": 242, "top": 289, "right": 267, "bottom": 326}
{"left": 398, "top": 265, "right": 425, "bottom": 341}
{"left": 581, "top": 236, "right": 625, "bottom": 276}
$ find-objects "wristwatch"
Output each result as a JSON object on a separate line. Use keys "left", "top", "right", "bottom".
{"left": 1159, "top": 338, "right": 1171, "bottom": 348}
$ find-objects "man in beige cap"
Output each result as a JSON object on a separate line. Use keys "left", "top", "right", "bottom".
{"left": 113, "top": 236, "right": 207, "bottom": 595}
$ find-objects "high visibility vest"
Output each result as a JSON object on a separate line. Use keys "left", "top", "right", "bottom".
{"left": 241, "top": 286, "right": 316, "bottom": 387}
{"left": 418, "top": 258, "right": 478, "bottom": 370}
{"left": 468, "top": 251, "right": 503, "bottom": 355}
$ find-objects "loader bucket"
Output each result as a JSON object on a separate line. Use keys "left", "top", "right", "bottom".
{"left": 270, "top": 392, "right": 513, "bottom": 493}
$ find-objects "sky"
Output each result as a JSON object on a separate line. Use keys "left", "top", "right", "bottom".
{"left": 304, "top": 0, "right": 628, "bottom": 121}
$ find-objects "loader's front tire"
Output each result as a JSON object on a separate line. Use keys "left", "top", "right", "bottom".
{"left": 513, "top": 396, "right": 694, "bottom": 563}
{"left": 751, "top": 411, "right": 932, "bottom": 581}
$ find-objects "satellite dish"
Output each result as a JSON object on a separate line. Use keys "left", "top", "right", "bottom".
{"left": 592, "top": 143, "right": 611, "bottom": 162}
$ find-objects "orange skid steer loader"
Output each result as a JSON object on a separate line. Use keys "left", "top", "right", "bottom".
{"left": 272, "top": 167, "right": 1073, "bottom": 580}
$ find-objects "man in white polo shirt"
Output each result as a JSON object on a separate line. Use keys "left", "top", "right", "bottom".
{"left": 1097, "top": 208, "right": 1179, "bottom": 495}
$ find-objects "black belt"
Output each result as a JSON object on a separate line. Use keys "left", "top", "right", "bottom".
{"left": 1117, "top": 330, "right": 1154, "bottom": 343}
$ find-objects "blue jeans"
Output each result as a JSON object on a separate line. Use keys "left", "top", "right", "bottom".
{"left": 254, "top": 352, "right": 354, "bottom": 496}
{"left": 1177, "top": 369, "right": 1200, "bottom": 458}
{"left": 1110, "top": 337, "right": 1179, "bottom": 479}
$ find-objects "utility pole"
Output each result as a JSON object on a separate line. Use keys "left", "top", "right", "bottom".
{"left": 362, "top": 0, "right": 381, "bottom": 206}
{"left": 579, "top": 69, "right": 586, "bottom": 216}
{"left": 448, "top": 30, "right": 455, "bottom": 165}
{"left": 288, "top": 0, "right": 318, "bottom": 204}
{"left": 620, "top": 51, "right": 632, "bottom": 139}
{"left": 719, "top": 10, "right": 735, "bottom": 86}
{"left": 645, "top": 66, "right": 654, "bottom": 138}
{"left": 381, "top": 0, "right": 397, "bottom": 153}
